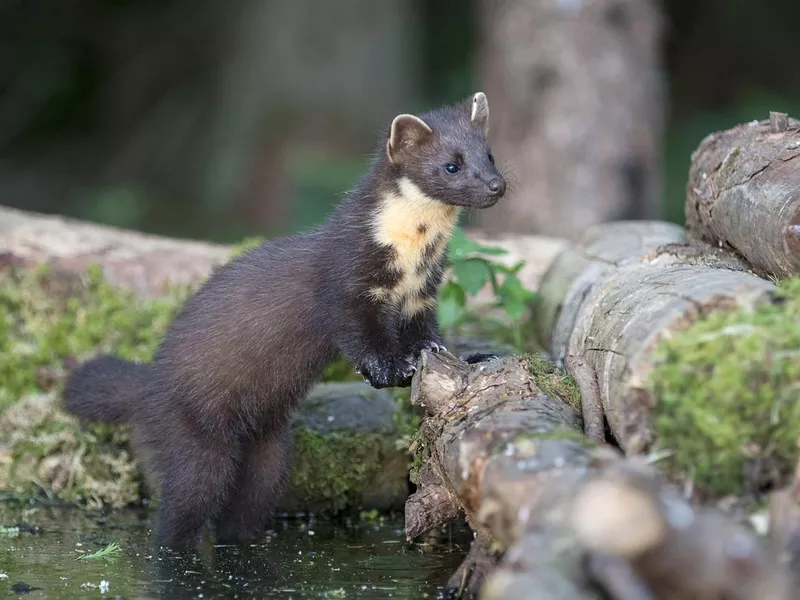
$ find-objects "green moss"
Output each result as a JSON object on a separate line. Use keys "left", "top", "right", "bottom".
{"left": 649, "top": 277, "right": 800, "bottom": 498}
{"left": 528, "top": 353, "right": 581, "bottom": 409}
{"left": 0, "top": 263, "right": 186, "bottom": 412}
{"left": 0, "top": 393, "right": 140, "bottom": 508}
{"left": 0, "top": 261, "right": 187, "bottom": 506}
{"left": 290, "top": 427, "right": 390, "bottom": 511}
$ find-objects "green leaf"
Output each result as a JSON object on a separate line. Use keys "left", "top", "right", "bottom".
{"left": 507, "top": 261, "right": 526, "bottom": 275}
{"left": 438, "top": 282, "right": 466, "bottom": 329}
{"left": 438, "top": 297, "right": 465, "bottom": 329}
{"left": 447, "top": 227, "right": 509, "bottom": 262}
{"left": 448, "top": 227, "right": 482, "bottom": 261}
{"left": 497, "top": 274, "right": 535, "bottom": 322}
{"left": 502, "top": 297, "right": 527, "bottom": 322}
{"left": 474, "top": 243, "right": 508, "bottom": 256}
{"left": 452, "top": 258, "right": 491, "bottom": 295}
{"left": 497, "top": 274, "right": 526, "bottom": 300}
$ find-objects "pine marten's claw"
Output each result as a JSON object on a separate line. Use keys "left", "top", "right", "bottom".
{"left": 409, "top": 340, "right": 447, "bottom": 359}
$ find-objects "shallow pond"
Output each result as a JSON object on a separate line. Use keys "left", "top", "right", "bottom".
{"left": 0, "top": 502, "right": 471, "bottom": 599}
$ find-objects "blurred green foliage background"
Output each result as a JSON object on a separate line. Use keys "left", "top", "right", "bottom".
{"left": 0, "top": 0, "right": 797, "bottom": 242}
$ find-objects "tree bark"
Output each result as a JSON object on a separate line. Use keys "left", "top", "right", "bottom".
{"left": 534, "top": 221, "right": 776, "bottom": 454}
{"left": 476, "top": 0, "right": 665, "bottom": 238}
{"left": 686, "top": 113, "right": 800, "bottom": 279}
{"left": 405, "top": 351, "right": 790, "bottom": 599}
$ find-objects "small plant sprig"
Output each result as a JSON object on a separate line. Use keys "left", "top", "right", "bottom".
{"left": 0, "top": 526, "right": 20, "bottom": 538}
{"left": 77, "top": 541, "right": 121, "bottom": 562}
{"left": 438, "top": 228, "right": 537, "bottom": 350}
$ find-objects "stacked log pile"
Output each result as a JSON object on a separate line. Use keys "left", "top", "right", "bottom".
{"left": 405, "top": 114, "right": 800, "bottom": 598}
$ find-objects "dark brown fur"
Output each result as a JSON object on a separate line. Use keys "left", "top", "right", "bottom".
{"left": 62, "top": 93, "right": 506, "bottom": 548}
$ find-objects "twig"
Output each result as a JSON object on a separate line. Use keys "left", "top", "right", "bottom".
{"left": 564, "top": 355, "right": 605, "bottom": 443}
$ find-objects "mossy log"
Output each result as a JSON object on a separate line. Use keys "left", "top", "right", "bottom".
{"left": 686, "top": 113, "right": 800, "bottom": 279}
{"left": 534, "top": 220, "right": 776, "bottom": 454}
{"left": 0, "top": 381, "right": 410, "bottom": 514}
{"left": 404, "top": 351, "right": 790, "bottom": 599}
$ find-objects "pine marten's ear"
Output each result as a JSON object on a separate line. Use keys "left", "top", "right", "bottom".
{"left": 387, "top": 114, "right": 433, "bottom": 164}
{"left": 470, "top": 92, "right": 490, "bottom": 136}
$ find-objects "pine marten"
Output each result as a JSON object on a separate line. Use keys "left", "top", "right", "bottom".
{"left": 63, "top": 92, "right": 507, "bottom": 548}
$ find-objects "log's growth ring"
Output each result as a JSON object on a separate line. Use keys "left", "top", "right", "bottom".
{"left": 687, "top": 112, "right": 800, "bottom": 279}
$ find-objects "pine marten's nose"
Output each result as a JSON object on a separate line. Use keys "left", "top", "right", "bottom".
{"left": 488, "top": 178, "right": 506, "bottom": 197}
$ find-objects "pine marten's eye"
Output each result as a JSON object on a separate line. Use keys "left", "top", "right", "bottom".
{"left": 488, "top": 152, "right": 495, "bottom": 165}
{"left": 444, "top": 163, "right": 460, "bottom": 174}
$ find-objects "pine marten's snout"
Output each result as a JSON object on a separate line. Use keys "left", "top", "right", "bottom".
{"left": 487, "top": 177, "right": 506, "bottom": 198}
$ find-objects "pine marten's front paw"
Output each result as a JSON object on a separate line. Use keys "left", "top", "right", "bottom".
{"left": 357, "top": 356, "right": 417, "bottom": 389}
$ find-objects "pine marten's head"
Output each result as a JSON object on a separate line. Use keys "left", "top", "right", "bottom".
{"left": 385, "top": 92, "right": 506, "bottom": 209}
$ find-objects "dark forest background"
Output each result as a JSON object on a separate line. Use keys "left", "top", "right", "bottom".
{"left": 0, "top": 0, "right": 796, "bottom": 243}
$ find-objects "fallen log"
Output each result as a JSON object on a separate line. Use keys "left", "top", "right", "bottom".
{"left": 404, "top": 351, "right": 791, "bottom": 599}
{"left": 686, "top": 112, "right": 800, "bottom": 279}
{"left": 534, "top": 220, "right": 776, "bottom": 453}
{"left": 0, "top": 205, "right": 230, "bottom": 298}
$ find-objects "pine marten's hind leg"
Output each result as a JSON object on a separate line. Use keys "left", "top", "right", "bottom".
{"left": 214, "top": 421, "right": 294, "bottom": 543}
{"left": 154, "top": 433, "right": 242, "bottom": 548}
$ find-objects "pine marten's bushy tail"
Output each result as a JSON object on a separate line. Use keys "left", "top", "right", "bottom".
{"left": 63, "top": 356, "right": 151, "bottom": 424}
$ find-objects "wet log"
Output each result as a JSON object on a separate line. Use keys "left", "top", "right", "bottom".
{"left": 534, "top": 220, "right": 776, "bottom": 453}
{"left": 405, "top": 351, "right": 791, "bottom": 599}
{"left": 686, "top": 113, "right": 800, "bottom": 279}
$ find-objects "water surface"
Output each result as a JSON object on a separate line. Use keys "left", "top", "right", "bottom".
{"left": 0, "top": 502, "right": 471, "bottom": 599}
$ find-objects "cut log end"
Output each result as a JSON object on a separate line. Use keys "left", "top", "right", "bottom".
{"left": 770, "top": 111, "right": 790, "bottom": 133}
{"left": 409, "top": 350, "right": 470, "bottom": 416}
{"left": 404, "top": 484, "right": 460, "bottom": 541}
{"left": 685, "top": 115, "right": 800, "bottom": 278}
{"left": 571, "top": 478, "right": 666, "bottom": 558}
